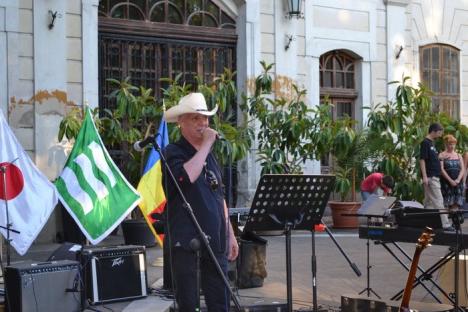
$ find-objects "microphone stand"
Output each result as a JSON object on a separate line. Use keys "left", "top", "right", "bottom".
{"left": 152, "top": 140, "right": 244, "bottom": 312}
{"left": 451, "top": 211, "right": 463, "bottom": 312}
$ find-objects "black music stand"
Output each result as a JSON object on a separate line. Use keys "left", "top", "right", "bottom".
{"left": 353, "top": 195, "right": 396, "bottom": 298}
{"left": 244, "top": 174, "right": 335, "bottom": 312}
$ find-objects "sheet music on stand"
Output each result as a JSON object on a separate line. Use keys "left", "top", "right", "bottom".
{"left": 243, "top": 174, "right": 335, "bottom": 233}
{"left": 357, "top": 195, "right": 397, "bottom": 217}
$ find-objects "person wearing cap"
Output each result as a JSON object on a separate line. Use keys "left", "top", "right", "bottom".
{"left": 439, "top": 134, "right": 465, "bottom": 212}
{"left": 419, "top": 122, "right": 453, "bottom": 231}
{"left": 162, "top": 93, "right": 238, "bottom": 311}
{"left": 360, "top": 173, "right": 394, "bottom": 201}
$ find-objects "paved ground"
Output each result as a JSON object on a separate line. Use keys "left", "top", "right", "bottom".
{"left": 6, "top": 216, "right": 468, "bottom": 311}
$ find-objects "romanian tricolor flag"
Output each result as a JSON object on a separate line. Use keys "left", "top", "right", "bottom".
{"left": 137, "top": 119, "right": 169, "bottom": 247}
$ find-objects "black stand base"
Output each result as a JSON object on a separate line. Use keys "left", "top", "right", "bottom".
{"left": 359, "top": 217, "right": 380, "bottom": 299}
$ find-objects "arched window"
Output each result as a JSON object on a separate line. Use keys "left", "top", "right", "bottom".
{"left": 99, "top": 0, "right": 236, "bottom": 28}
{"left": 319, "top": 50, "right": 358, "bottom": 119}
{"left": 98, "top": 0, "right": 237, "bottom": 110}
{"left": 420, "top": 44, "right": 460, "bottom": 119}
{"left": 319, "top": 50, "right": 359, "bottom": 171}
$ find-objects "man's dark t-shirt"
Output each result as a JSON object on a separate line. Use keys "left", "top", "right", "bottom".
{"left": 420, "top": 137, "right": 440, "bottom": 177}
{"left": 162, "top": 136, "right": 227, "bottom": 254}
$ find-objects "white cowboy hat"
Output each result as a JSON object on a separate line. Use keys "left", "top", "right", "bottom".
{"left": 164, "top": 93, "right": 218, "bottom": 123}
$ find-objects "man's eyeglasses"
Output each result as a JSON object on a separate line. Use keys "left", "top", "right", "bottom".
{"left": 204, "top": 164, "right": 219, "bottom": 191}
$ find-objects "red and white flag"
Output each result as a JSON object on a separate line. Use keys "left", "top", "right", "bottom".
{"left": 0, "top": 109, "right": 58, "bottom": 255}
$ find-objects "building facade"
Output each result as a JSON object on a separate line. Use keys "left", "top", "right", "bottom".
{"left": 1, "top": 0, "right": 467, "bottom": 241}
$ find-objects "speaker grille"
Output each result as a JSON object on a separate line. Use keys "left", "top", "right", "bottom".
{"left": 80, "top": 245, "right": 147, "bottom": 304}
{"left": 5, "top": 260, "right": 81, "bottom": 312}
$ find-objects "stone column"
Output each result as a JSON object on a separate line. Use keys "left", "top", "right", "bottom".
{"left": 236, "top": 0, "right": 261, "bottom": 207}
{"left": 0, "top": 0, "right": 19, "bottom": 117}
{"left": 82, "top": 0, "right": 99, "bottom": 109}
{"left": 385, "top": 0, "right": 409, "bottom": 100}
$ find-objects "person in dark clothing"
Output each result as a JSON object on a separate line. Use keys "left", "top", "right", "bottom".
{"left": 162, "top": 93, "right": 238, "bottom": 311}
{"left": 419, "top": 122, "right": 453, "bottom": 231}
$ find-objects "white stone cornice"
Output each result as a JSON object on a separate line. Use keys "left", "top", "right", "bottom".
{"left": 82, "top": 0, "right": 99, "bottom": 5}
{"left": 384, "top": 0, "right": 410, "bottom": 7}
{"left": 0, "top": 0, "right": 16, "bottom": 7}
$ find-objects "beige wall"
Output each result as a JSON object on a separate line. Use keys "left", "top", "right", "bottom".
{"left": 1, "top": 0, "right": 87, "bottom": 243}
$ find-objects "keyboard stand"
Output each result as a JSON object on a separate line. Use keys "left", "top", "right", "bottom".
{"left": 375, "top": 240, "right": 455, "bottom": 305}
{"left": 383, "top": 241, "right": 453, "bottom": 302}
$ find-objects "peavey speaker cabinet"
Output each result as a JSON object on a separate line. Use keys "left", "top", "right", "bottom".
{"left": 79, "top": 245, "right": 148, "bottom": 305}
{"left": 5, "top": 260, "right": 81, "bottom": 312}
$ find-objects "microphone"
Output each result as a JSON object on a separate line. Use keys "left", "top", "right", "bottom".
{"left": 133, "top": 136, "right": 155, "bottom": 151}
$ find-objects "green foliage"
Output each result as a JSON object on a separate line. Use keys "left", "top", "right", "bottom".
{"left": 246, "top": 62, "right": 316, "bottom": 174}
{"left": 333, "top": 127, "right": 369, "bottom": 201}
{"left": 58, "top": 71, "right": 253, "bottom": 187}
{"left": 365, "top": 77, "right": 432, "bottom": 201}
{"left": 309, "top": 100, "right": 368, "bottom": 201}
{"left": 246, "top": 62, "right": 367, "bottom": 200}
{"left": 58, "top": 78, "right": 162, "bottom": 185}
{"left": 365, "top": 76, "right": 468, "bottom": 201}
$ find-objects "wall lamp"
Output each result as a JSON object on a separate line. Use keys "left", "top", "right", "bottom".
{"left": 285, "top": 35, "right": 295, "bottom": 50}
{"left": 286, "top": 0, "right": 303, "bottom": 19}
{"left": 395, "top": 45, "right": 404, "bottom": 59}
{"left": 48, "top": 10, "right": 59, "bottom": 29}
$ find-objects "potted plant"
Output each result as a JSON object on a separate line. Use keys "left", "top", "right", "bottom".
{"left": 327, "top": 124, "right": 368, "bottom": 228}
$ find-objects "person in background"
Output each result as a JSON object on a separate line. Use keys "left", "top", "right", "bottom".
{"left": 162, "top": 93, "right": 238, "bottom": 311}
{"left": 360, "top": 172, "right": 394, "bottom": 202}
{"left": 419, "top": 122, "right": 453, "bottom": 231}
{"left": 439, "top": 135, "right": 465, "bottom": 212}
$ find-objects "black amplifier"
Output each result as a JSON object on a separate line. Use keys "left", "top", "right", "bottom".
{"left": 79, "top": 245, "right": 148, "bottom": 305}
{"left": 5, "top": 260, "right": 81, "bottom": 312}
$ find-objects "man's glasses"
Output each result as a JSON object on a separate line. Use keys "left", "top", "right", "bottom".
{"left": 204, "top": 164, "right": 219, "bottom": 191}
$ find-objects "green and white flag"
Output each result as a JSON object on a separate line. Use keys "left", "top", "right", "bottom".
{"left": 55, "top": 108, "right": 140, "bottom": 244}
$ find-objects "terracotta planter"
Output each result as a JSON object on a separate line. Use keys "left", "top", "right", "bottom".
{"left": 328, "top": 201, "right": 361, "bottom": 228}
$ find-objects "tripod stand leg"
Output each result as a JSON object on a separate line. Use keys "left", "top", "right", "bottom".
{"left": 323, "top": 224, "right": 361, "bottom": 277}
{"left": 311, "top": 228, "right": 318, "bottom": 312}
{"left": 359, "top": 217, "right": 380, "bottom": 298}
{"left": 285, "top": 227, "right": 293, "bottom": 312}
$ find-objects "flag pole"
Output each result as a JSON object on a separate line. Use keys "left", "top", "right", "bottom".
{"left": 0, "top": 161, "right": 21, "bottom": 266}
{"left": 0, "top": 164, "right": 10, "bottom": 266}
{"left": 83, "top": 100, "right": 90, "bottom": 247}
{"left": 151, "top": 99, "right": 167, "bottom": 269}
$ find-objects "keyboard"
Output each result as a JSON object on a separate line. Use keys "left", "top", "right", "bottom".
{"left": 359, "top": 225, "right": 468, "bottom": 248}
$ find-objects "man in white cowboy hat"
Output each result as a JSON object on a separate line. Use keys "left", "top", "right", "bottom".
{"left": 162, "top": 92, "right": 238, "bottom": 311}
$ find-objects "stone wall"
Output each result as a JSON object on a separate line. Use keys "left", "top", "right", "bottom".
{"left": 0, "top": 0, "right": 98, "bottom": 243}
